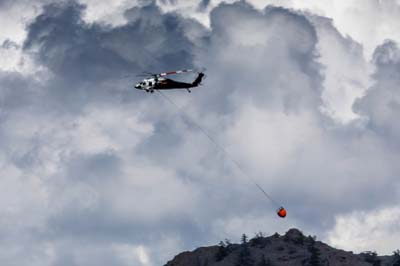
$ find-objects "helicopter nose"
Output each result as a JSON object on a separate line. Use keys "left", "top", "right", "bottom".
{"left": 135, "top": 84, "right": 141, "bottom": 89}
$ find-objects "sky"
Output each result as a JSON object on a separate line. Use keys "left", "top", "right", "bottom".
{"left": 1, "top": 0, "right": 400, "bottom": 265}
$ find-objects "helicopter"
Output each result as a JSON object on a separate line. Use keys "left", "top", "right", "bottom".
{"left": 134, "top": 69, "right": 205, "bottom": 93}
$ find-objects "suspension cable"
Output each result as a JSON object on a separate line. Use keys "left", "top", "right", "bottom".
{"left": 156, "top": 90, "right": 283, "bottom": 209}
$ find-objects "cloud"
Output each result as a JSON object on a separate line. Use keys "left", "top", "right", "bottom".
{"left": 1, "top": 2, "right": 209, "bottom": 264}
{"left": 354, "top": 40, "right": 400, "bottom": 141}
{"left": 112, "top": 244, "right": 152, "bottom": 266}
{"left": 306, "top": 14, "right": 371, "bottom": 123}
{"left": 201, "top": 3, "right": 322, "bottom": 114}
{"left": 325, "top": 40, "right": 400, "bottom": 253}
{"left": 223, "top": 0, "right": 400, "bottom": 59}
{"left": 1, "top": 1, "right": 400, "bottom": 265}
{"left": 327, "top": 206, "right": 400, "bottom": 254}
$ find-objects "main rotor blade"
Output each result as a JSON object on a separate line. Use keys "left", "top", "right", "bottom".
{"left": 159, "top": 69, "right": 194, "bottom": 77}
{"left": 130, "top": 69, "right": 200, "bottom": 79}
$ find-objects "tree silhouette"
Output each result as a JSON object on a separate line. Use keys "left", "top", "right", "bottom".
{"left": 362, "top": 251, "right": 381, "bottom": 266}
{"left": 215, "top": 241, "right": 228, "bottom": 262}
{"left": 251, "top": 232, "right": 267, "bottom": 248}
{"left": 392, "top": 250, "right": 400, "bottom": 266}
{"left": 236, "top": 234, "right": 253, "bottom": 266}
{"left": 307, "top": 243, "right": 322, "bottom": 266}
{"left": 241, "top": 234, "right": 248, "bottom": 244}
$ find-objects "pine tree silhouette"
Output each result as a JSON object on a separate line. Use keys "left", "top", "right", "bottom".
{"left": 215, "top": 241, "right": 228, "bottom": 261}
{"left": 241, "top": 234, "right": 248, "bottom": 244}
{"left": 236, "top": 234, "right": 253, "bottom": 266}
{"left": 307, "top": 243, "right": 322, "bottom": 266}
{"left": 392, "top": 250, "right": 400, "bottom": 266}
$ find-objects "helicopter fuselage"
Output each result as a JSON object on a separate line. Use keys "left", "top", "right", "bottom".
{"left": 134, "top": 73, "right": 204, "bottom": 93}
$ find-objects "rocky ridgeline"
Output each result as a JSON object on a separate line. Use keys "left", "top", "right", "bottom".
{"left": 164, "top": 228, "right": 400, "bottom": 266}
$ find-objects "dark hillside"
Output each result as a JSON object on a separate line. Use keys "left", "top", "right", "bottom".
{"left": 165, "top": 228, "right": 399, "bottom": 266}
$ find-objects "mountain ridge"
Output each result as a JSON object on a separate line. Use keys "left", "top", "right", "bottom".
{"left": 164, "top": 228, "right": 400, "bottom": 266}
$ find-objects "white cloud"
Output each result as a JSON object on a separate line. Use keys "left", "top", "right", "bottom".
{"left": 235, "top": 0, "right": 400, "bottom": 59}
{"left": 226, "top": 105, "right": 320, "bottom": 178}
{"left": 156, "top": 0, "right": 214, "bottom": 26}
{"left": 308, "top": 15, "right": 372, "bottom": 123}
{"left": 113, "top": 244, "right": 152, "bottom": 266}
{"left": 0, "top": 1, "right": 38, "bottom": 44}
{"left": 0, "top": 1, "right": 40, "bottom": 73}
{"left": 78, "top": 0, "right": 135, "bottom": 26}
{"left": 328, "top": 206, "right": 400, "bottom": 255}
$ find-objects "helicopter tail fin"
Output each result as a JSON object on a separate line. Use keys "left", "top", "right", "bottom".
{"left": 192, "top": 72, "right": 205, "bottom": 86}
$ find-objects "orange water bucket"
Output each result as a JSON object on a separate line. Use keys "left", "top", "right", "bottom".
{"left": 277, "top": 207, "right": 287, "bottom": 218}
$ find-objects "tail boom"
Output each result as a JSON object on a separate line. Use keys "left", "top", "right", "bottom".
{"left": 192, "top": 73, "right": 205, "bottom": 86}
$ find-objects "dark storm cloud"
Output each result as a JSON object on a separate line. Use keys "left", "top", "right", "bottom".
{"left": 21, "top": 1, "right": 203, "bottom": 115}
{"left": 24, "top": 2, "right": 134, "bottom": 81}
{"left": 0, "top": 0, "right": 12, "bottom": 8}
{"left": 23, "top": 1, "right": 199, "bottom": 81}
{"left": 0, "top": 71, "right": 35, "bottom": 109}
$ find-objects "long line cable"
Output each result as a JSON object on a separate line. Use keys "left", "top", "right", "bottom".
{"left": 156, "top": 90, "right": 282, "bottom": 209}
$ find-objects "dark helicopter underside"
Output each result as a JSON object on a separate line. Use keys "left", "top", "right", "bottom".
{"left": 145, "top": 72, "right": 204, "bottom": 93}
{"left": 155, "top": 79, "right": 196, "bottom": 89}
